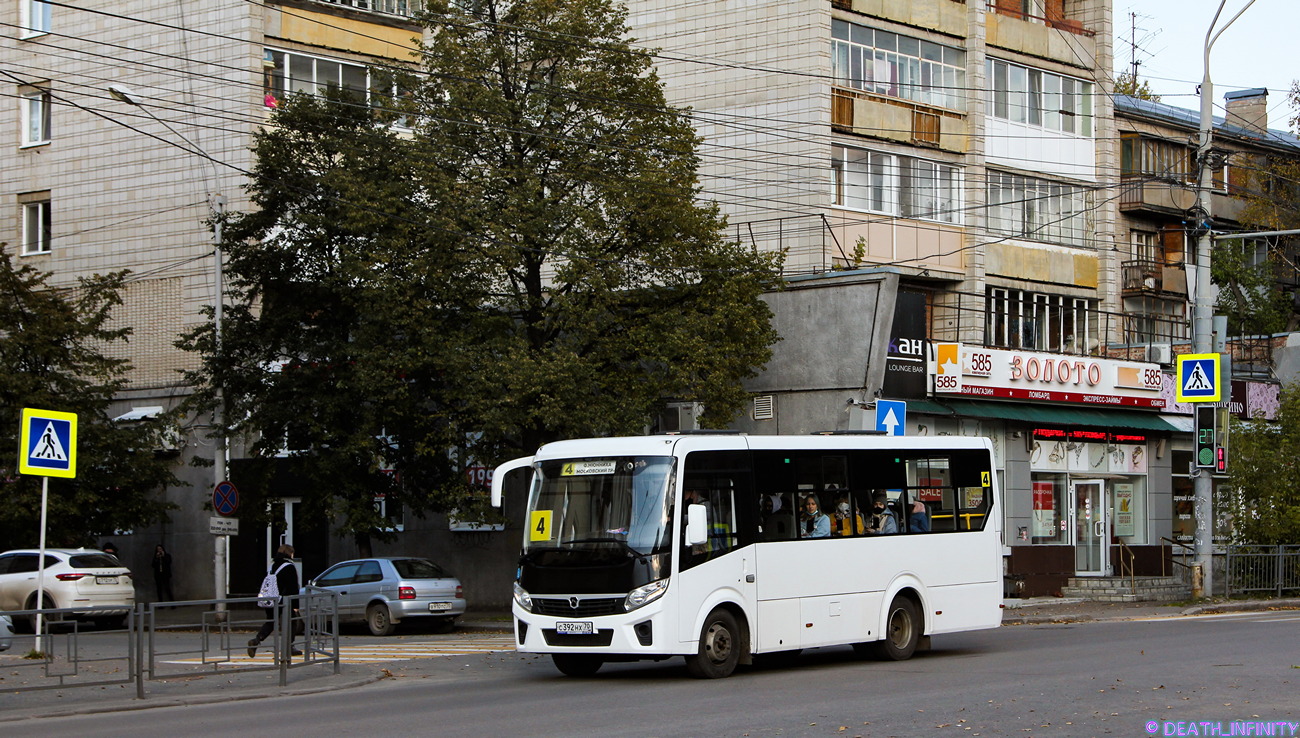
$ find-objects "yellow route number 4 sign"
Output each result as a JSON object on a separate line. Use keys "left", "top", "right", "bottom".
{"left": 529, "top": 510, "right": 554, "bottom": 542}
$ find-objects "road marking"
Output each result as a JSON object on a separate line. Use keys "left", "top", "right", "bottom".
{"left": 162, "top": 635, "right": 517, "bottom": 666}
{"left": 1131, "top": 611, "right": 1298, "bottom": 623}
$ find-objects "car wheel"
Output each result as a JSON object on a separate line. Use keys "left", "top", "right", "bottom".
{"left": 24, "top": 593, "right": 61, "bottom": 634}
{"left": 366, "top": 603, "right": 396, "bottom": 636}
{"left": 551, "top": 654, "right": 603, "bottom": 677}
{"left": 873, "top": 595, "right": 921, "bottom": 661}
{"left": 684, "top": 608, "right": 742, "bottom": 679}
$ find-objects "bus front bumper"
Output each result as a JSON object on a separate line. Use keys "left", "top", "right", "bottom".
{"left": 512, "top": 602, "right": 682, "bottom": 657}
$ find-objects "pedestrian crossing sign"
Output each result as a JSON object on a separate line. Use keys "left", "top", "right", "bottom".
{"left": 18, "top": 408, "right": 77, "bottom": 478}
{"left": 1175, "top": 354, "right": 1221, "bottom": 403}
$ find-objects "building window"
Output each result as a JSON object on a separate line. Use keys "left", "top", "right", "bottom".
{"left": 20, "top": 87, "right": 51, "bottom": 146}
{"left": 1129, "top": 229, "right": 1158, "bottom": 262}
{"left": 987, "top": 287, "right": 1096, "bottom": 353}
{"left": 986, "top": 170, "right": 1089, "bottom": 247}
{"left": 20, "top": 0, "right": 51, "bottom": 37}
{"left": 311, "top": 0, "right": 425, "bottom": 18}
{"left": 1120, "top": 134, "right": 1193, "bottom": 183}
{"left": 264, "top": 48, "right": 410, "bottom": 127}
{"left": 988, "top": 59, "right": 1092, "bottom": 137}
{"left": 265, "top": 49, "right": 370, "bottom": 103}
{"left": 832, "top": 145, "right": 961, "bottom": 223}
{"left": 831, "top": 20, "right": 966, "bottom": 111}
{"left": 21, "top": 198, "right": 51, "bottom": 255}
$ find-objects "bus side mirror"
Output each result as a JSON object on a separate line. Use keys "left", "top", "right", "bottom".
{"left": 685, "top": 503, "right": 709, "bottom": 546}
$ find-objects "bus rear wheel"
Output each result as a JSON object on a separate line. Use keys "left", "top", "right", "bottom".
{"left": 684, "top": 608, "right": 741, "bottom": 679}
{"left": 552, "top": 654, "right": 604, "bottom": 677}
{"left": 874, "top": 596, "right": 920, "bottom": 661}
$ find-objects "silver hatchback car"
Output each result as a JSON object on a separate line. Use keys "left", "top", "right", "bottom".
{"left": 308, "top": 557, "right": 465, "bottom": 636}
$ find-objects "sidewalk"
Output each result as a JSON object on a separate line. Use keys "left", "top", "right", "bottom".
{"left": 1000, "top": 595, "right": 1300, "bottom": 625}
{"left": 0, "top": 599, "right": 1295, "bottom": 722}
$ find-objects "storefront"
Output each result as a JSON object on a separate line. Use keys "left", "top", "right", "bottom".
{"left": 913, "top": 344, "right": 1181, "bottom": 596}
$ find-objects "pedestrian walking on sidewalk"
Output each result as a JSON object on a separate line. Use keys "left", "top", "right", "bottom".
{"left": 248, "top": 544, "right": 301, "bottom": 658}
{"left": 152, "top": 544, "right": 175, "bottom": 603}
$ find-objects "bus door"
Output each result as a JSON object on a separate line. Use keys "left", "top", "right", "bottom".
{"left": 674, "top": 445, "right": 757, "bottom": 646}
{"left": 1071, "top": 479, "right": 1110, "bottom": 576}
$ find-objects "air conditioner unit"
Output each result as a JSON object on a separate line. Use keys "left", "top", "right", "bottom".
{"left": 155, "top": 427, "right": 184, "bottom": 454}
{"left": 1145, "top": 343, "right": 1173, "bottom": 365}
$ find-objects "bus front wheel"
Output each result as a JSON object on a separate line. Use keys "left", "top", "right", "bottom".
{"left": 684, "top": 608, "right": 741, "bottom": 679}
{"left": 552, "top": 653, "right": 603, "bottom": 677}
{"left": 874, "top": 596, "right": 921, "bottom": 661}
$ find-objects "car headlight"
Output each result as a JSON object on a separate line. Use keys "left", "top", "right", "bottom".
{"left": 513, "top": 581, "right": 533, "bottom": 612}
{"left": 624, "top": 579, "right": 669, "bottom": 612}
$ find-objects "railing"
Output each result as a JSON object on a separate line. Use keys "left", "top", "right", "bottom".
{"left": 930, "top": 289, "right": 1191, "bottom": 359}
{"left": 1225, "top": 545, "right": 1300, "bottom": 597}
{"left": 1120, "top": 259, "right": 1188, "bottom": 297}
{"left": 0, "top": 590, "right": 340, "bottom": 698}
{"left": 1114, "top": 539, "right": 1136, "bottom": 591}
{"left": 986, "top": 1, "right": 1095, "bottom": 35}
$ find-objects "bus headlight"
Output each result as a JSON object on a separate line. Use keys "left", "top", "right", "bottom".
{"left": 513, "top": 581, "right": 533, "bottom": 612}
{"left": 624, "top": 579, "right": 669, "bottom": 612}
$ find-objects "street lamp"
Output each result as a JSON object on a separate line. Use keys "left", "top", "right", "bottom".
{"left": 109, "top": 83, "right": 230, "bottom": 611}
{"left": 1192, "top": 0, "right": 1255, "bottom": 596}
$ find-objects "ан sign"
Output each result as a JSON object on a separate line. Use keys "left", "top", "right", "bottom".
{"left": 932, "top": 344, "right": 1164, "bottom": 409}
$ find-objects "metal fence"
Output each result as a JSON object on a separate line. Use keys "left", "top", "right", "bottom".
{"left": 0, "top": 588, "right": 339, "bottom": 698}
{"left": 1225, "top": 545, "right": 1300, "bottom": 597}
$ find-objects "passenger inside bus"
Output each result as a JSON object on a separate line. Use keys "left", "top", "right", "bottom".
{"left": 867, "top": 491, "right": 899, "bottom": 534}
{"left": 760, "top": 494, "right": 794, "bottom": 540}
{"left": 831, "top": 494, "right": 866, "bottom": 537}
{"left": 799, "top": 494, "right": 830, "bottom": 538}
{"left": 908, "top": 499, "right": 931, "bottom": 532}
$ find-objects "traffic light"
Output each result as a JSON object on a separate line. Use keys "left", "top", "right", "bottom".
{"left": 1195, "top": 405, "right": 1216, "bottom": 469}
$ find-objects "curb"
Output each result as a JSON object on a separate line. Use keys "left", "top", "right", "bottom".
{"left": 1, "top": 668, "right": 389, "bottom": 722}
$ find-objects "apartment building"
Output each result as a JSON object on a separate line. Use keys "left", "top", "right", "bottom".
{"left": 628, "top": 0, "right": 1219, "bottom": 595}
{"left": 1115, "top": 87, "right": 1300, "bottom": 553}
{"left": 2, "top": 0, "right": 451, "bottom": 600}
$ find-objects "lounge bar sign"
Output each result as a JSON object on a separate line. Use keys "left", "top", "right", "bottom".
{"left": 933, "top": 344, "right": 1164, "bottom": 408}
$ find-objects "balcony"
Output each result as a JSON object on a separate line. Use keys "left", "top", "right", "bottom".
{"left": 1118, "top": 179, "right": 1196, "bottom": 216}
{"left": 1120, "top": 259, "right": 1188, "bottom": 298}
{"left": 306, "top": 0, "right": 424, "bottom": 18}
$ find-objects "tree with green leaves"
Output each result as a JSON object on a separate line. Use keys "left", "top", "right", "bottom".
{"left": 1225, "top": 383, "right": 1300, "bottom": 545}
{"left": 1230, "top": 82, "right": 1300, "bottom": 334}
{"left": 180, "top": 0, "right": 781, "bottom": 550}
{"left": 0, "top": 246, "right": 178, "bottom": 547}
{"left": 1114, "top": 71, "right": 1161, "bottom": 102}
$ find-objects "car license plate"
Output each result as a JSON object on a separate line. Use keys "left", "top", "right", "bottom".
{"left": 95, "top": 576, "right": 118, "bottom": 585}
{"left": 554, "top": 621, "right": 594, "bottom": 635}
{"left": 428, "top": 602, "right": 452, "bottom": 612}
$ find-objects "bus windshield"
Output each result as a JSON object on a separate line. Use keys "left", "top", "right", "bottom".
{"left": 524, "top": 456, "right": 675, "bottom": 557}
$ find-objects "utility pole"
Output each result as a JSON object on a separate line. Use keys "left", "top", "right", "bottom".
{"left": 109, "top": 83, "right": 229, "bottom": 611}
{"left": 1192, "top": 0, "right": 1255, "bottom": 597}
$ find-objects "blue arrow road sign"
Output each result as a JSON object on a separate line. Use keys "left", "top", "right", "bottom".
{"left": 875, "top": 400, "right": 907, "bottom": 436}
{"left": 19, "top": 408, "right": 77, "bottom": 478}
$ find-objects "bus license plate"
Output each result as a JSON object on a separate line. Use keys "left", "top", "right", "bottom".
{"left": 95, "top": 576, "right": 118, "bottom": 585}
{"left": 555, "top": 621, "right": 594, "bottom": 635}
{"left": 428, "top": 602, "right": 452, "bottom": 612}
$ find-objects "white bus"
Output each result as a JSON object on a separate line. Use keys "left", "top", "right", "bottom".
{"left": 490, "top": 432, "right": 1002, "bottom": 678}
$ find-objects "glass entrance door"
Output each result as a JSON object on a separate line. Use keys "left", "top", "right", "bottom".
{"left": 1071, "top": 480, "right": 1109, "bottom": 575}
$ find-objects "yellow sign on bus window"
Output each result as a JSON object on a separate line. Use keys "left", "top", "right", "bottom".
{"left": 529, "top": 510, "right": 553, "bottom": 541}
{"left": 981, "top": 471, "right": 990, "bottom": 487}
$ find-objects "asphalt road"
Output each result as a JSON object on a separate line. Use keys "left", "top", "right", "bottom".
{"left": 8, "top": 611, "right": 1299, "bottom": 737}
